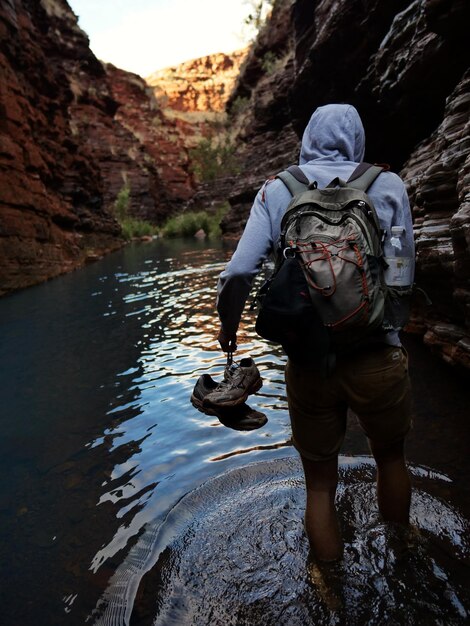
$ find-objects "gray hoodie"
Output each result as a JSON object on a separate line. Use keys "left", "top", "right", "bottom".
{"left": 216, "top": 104, "right": 415, "bottom": 344}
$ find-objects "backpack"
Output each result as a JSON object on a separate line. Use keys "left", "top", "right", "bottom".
{"left": 255, "top": 162, "right": 389, "bottom": 372}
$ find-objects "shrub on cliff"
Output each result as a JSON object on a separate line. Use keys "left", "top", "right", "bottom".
{"left": 161, "top": 203, "right": 229, "bottom": 239}
{"left": 113, "top": 184, "right": 158, "bottom": 241}
{"left": 229, "top": 96, "right": 250, "bottom": 117}
{"left": 260, "top": 51, "right": 280, "bottom": 74}
{"left": 190, "top": 139, "right": 240, "bottom": 182}
{"left": 114, "top": 184, "right": 131, "bottom": 222}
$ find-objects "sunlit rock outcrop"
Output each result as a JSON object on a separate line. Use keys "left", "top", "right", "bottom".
{"left": 146, "top": 50, "right": 250, "bottom": 216}
{"left": 147, "top": 50, "right": 247, "bottom": 113}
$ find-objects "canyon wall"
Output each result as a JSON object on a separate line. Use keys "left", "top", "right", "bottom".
{"left": 0, "top": 0, "right": 194, "bottom": 294}
{"left": 223, "top": 0, "right": 469, "bottom": 370}
{"left": 147, "top": 50, "right": 247, "bottom": 115}
{"left": 1, "top": 0, "right": 119, "bottom": 293}
{"left": 1, "top": 0, "right": 468, "bottom": 369}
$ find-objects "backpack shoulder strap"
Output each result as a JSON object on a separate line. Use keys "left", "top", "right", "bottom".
{"left": 276, "top": 164, "right": 310, "bottom": 197}
{"left": 346, "top": 162, "right": 384, "bottom": 191}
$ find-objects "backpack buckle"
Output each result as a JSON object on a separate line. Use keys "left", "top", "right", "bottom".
{"left": 283, "top": 246, "right": 297, "bottom": 259}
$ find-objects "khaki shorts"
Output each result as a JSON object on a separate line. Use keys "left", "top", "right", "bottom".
{"left": 285, "top": 345, "right": 412, "bottom": 461}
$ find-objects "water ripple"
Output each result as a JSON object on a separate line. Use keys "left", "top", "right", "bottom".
{"left": 93, "top": 457, "right": 469, "bottom": 626}
{"left": 1, "top": 239, "right": 468, "bottom": 626}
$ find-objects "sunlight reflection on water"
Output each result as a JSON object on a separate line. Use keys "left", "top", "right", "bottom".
{"left": 0, "top": 239, "right": 468, "bottom": 626}
{"left": 82, "top": 240, "right": 468, "bottom": 626}
{"left": 80, "top": 242, "right": 294, "bottom": 590}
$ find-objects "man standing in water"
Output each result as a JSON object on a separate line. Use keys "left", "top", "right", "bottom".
{"left": 215, "top": 104, "right": 414, "bottom": 562}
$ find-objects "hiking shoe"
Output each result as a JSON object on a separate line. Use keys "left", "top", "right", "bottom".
{"left": 191, "top": 374, "right": 267, "bottom": 431}
{"left": 191, "top": 374, "right": 219, "bottom": 415}
{"left": 202, "top": 357, "right": 262, "bottom": 408}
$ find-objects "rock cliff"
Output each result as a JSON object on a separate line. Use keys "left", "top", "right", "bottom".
{"left": 223, "top": 0, "right": 470, "bottom": 370}
{"left": 146, "top": 49, "right": 248, "bottom": 164}
{"left": 0, "top": 0, "right": 119, "bottom": 293}
{"left": 0, "top": 0, "right": 193, "bottom": 294}
{"left": 147, "top": 50, "right": 247, "bottom": 114}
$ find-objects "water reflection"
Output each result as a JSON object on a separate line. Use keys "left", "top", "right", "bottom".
{"left": 127, "top": 458, "right": 469, "bottom": 626}
{"left": 0, "top": 238, "right": 468, "bottom": 626}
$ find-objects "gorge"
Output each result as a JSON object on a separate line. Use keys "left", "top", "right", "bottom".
{"left": 0, "top": 0, "right": 469, "bottom": 371}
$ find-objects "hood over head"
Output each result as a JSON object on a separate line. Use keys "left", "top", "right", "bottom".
{"left": 299, "top": 104, "right": 366, "bottom": 164}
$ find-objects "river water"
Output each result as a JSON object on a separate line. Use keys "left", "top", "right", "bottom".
{"left": 0, "top": 239, "right": 468, "bottom": 626}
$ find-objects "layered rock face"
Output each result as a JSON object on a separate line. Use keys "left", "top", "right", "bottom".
{"left": 0, "top": 0, "right": 121, "bottom": 293}
{"left": 224, "top": 0, "right": 470, "bottom": 370}
{"left": 401, "top": 70, "right": 470, "bottom": 368}
{"left": 147, "top": 50, "right": 247, "bottom": 113}
{"left": 0, "top": 0, "right": 193, "bottom": 294}
{"left": 101, "top": 64, "right": 193, "bottom": 220}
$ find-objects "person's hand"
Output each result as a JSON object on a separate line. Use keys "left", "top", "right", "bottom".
{"left": 217, "top": 328, "right": 237, "bottom": 353}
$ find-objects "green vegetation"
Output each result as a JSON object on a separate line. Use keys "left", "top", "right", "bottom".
{"left": 261, "top": 51, "right": 279, "bottom": 74}
{"left": 120, "top": 217, "right": 157, "bottom": 241}
{"left": 189, "top": 138, "right": 240, "bottom": 183}
{"left": 114, "top": 184, "right": 131, "bottom": 222}
{"left": 113, "top": 184, "right": 158, "bottom": 241}
{"left": 161, "top": 203, "right": 229, "bottom": 239}
{"left": 243, "top": 0, "right": 275, "bottom": 39}
{"left": 229, "top": 96, "right": 250, "bottom": 117}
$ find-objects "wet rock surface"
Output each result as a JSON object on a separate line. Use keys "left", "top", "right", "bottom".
{"left": 401, "top": 71, "right": 470, "bottom": 370}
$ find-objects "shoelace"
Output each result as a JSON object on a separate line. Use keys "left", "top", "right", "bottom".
{"left": 212, "top": 355, "right": 247, "bottom": 392}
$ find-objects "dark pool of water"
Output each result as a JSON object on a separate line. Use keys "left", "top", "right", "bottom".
{"left": 0, "top": 239, "right": 468, "bottom": 625}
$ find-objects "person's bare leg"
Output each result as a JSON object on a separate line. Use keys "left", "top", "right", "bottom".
{"left": 301, "top": 455, "right": 343, "bottom": 562}
{"left": 369, "top": 438, "right": 411, "bottom": 525}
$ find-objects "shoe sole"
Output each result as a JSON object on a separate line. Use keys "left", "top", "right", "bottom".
{"left": 191, "top": 394, "right": 218, "bottom": 416}
{"left": 202, "top": 376, "right": 263, "bottom": 409}
{"left": 191, "top": 393, "right": 267, "bottom": 431}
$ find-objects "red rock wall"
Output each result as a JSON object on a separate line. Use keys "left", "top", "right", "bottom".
{"left": 147, "top": 50, "right": 247, "bottom": 113}
{"left": 0, "top": 0, "right": 122, "bottom": 294}
{"left": 0, "top": 0, "right": 194, "bottom": 295}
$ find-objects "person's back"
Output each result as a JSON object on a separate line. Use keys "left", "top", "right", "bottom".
{"left": 215, "top": 104, "right": 414, "bottom": 564}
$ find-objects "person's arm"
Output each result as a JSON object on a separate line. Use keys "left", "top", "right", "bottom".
{"left": 216, "top": 185, "right": 274, "bottom": 350}
{"left": 400, "top": 186, "right": 416, "bottom": 283}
